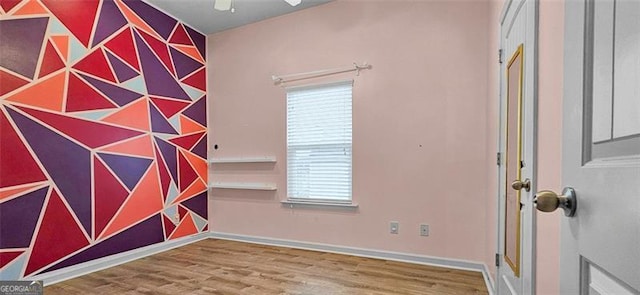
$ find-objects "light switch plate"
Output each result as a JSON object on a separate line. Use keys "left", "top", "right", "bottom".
{"left": 390, "top": 221, "right": 399, "bottom": 234}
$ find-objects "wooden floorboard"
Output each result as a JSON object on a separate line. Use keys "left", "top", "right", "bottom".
{"left": 44, "top": 239, "right": 489, "bottom": 294}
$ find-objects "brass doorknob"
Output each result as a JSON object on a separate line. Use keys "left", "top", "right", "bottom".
{"left": 511, "top": 179, "right": 531, "bottom": 192}
{"left": 533, "top": 187, "right": 577, "bottom": 217}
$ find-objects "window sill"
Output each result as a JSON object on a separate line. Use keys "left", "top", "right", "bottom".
{"left": 210, "top": 182, "right": 277, "bottom": 190}
{"left": 280, "top": 199, "right": 359, "bottom": 209}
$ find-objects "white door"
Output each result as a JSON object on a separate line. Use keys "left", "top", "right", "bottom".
{"left": 497, "top": 0, "right": 538, "bottom": 294}
{"left": 558, "top": 0, "right": 640, "bottom": 294}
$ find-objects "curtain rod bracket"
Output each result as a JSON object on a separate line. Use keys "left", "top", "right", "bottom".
{"left": 272, "top": 75, "right": 284, "bottom": 85}
{"left": 354, "top": 62, "right": 372, "bottom": 76}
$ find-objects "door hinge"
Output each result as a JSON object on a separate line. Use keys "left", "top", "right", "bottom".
{"left": 495, "top": 253, "right": 500, "bottom": 267}
{"left": 498, "top": 49, "right": 503, "bottom": 64}
{"left": 497, "top": 152, "right": 501, "bottom": 166}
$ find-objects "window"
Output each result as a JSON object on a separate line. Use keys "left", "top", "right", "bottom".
{"left": 286, "top": 81, "right": 352, "bottom": 203}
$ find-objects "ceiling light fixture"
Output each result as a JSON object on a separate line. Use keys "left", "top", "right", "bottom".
{"left": 214, "top": 0, "right": 302, "bottom": 12}
{"left": 214, "top": 0, "right": 232, "bottom": 11}
{"left": 283, "top": 0, "right": 302, "bottom": 6}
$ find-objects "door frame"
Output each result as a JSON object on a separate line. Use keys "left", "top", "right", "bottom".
{"left": 496, "top": 0, "right": 539, "bottom": 294}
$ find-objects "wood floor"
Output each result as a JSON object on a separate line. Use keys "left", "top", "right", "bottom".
{"left": 45, "top": 239, "right": 489, "bottom": 295}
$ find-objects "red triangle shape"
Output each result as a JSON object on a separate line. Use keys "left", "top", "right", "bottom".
{"left": 170, "top": 212, "right": 198, "bottom": 240}
{"left": 169, "top": 132, "right": 204, "bottom": 150}
{"left": 0, "top": 0, "right": 22, "bottom": 13}
{"left": 40, "top": 0, "right": 99, "bottom": 47}
{"left": 178, "top": 152, "right": 198, "bottom": 192}
{"left": 150, "top": 97, "right": 189, "bottom": 118}
{"left": 105, "top": 28, "right": 140, "bottom": 71}
{"left": 38, "top": 41, "right": 66, "bottom": 78}
{"left": 98, "top": 163, "right": 163, "bottom": 239}
{"left": 0, "top": 111, "right": 47, "bottom": 188}
{"left": 0, "top": 69, "right": 30, "bottom": 97}
{"left": 17, "top": 106, "right": 144, "bottom": 149}
{"left": 178, "top": 205, "right": 188, "bottom": 221}
{"left": 73, "top": 49, "right": 116, "bottom": 83}
{"left": 0, "top": 251, "right": 24, "bottom": 268}
{"left": 138, "top": 29, "right": 175, "bottom": 77}
{"left": 181, "top": 67, "right": 205, "bottom": 91}
{"left": 66, "top": 73, "right": 117, "bottom": 112}
{"left": 154, "top": 146, "right": 171, "bottom": 200}
{"left": 94, "top": 157, "right": 130, "bottom": 239}
{"left": 162, "top": 214, "right": 176, "bottom": 238}
{"left": 169, "top": 24, "right": 193, "bottom": 46}
{"left": 25, "top": 189, "right": 90, "bottom": 275}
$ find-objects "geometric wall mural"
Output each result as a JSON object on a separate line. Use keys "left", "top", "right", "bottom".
{"left": 0, "top": 0, "right": 207, "bottom": 279}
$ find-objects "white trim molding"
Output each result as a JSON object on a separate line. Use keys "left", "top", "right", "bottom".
{"left": 32, "top": 232, "right": 495, "bottom": 295}
{"left": 280, "top": 199, "right": 359, "bottom": 209}
{"left": 33, "top": 233, "right": 209, "bottom": 286}
{"left": 210, "top": 232, "right": 495, "bottom": 295}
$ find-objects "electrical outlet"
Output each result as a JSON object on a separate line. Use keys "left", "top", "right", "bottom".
{"left": 390, "top": 221, "right": 399, "bottom": 234}
{"left": 420, "top": 224, "right": 429, "bottom": 236}
{"left": 174, "top": 213, "right": 180, "bottom": 223}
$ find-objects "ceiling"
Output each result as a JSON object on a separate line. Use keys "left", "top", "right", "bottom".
{"left": 145, "top": 0, "right": 334, "bottom": 35}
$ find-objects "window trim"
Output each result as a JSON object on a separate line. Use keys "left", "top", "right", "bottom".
{"left": 281, "top": 199, "right": 359, "bottom": 209}
{"left": 285, "top": 80, "right": 354, "bottom": 206}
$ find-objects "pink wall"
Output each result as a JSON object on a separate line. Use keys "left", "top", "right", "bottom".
{"left": 208, "top": 1, "right": 564, "bottom": 292}
{"left": 208, "top": 0, "right": 492, "bottom": 263}
{"left": 535, "top": 1, "right": 564, "bottom": 294}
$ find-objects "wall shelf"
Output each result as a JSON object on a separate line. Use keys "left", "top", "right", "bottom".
{"left": 209, "top": 182, "right": 277, "bottom": 191}
{"left": 210, "top": 157, "right": 276, "bottom": 164}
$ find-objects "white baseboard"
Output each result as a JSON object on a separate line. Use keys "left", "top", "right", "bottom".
{"left": 33, "top": 231, "right": 496, "bottom": 295}
{"left": 210, "top": 232, "right": 496, "bottom": 294}
{"left": 483, "top": 263, "right": 497, "bottom": 295}
{"left": 33, "top": 233, "right": 208, "bottom": 286}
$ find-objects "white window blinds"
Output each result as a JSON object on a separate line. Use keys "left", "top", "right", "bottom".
{"left": 286, "top": 81, "right": 353, "bottom": 202}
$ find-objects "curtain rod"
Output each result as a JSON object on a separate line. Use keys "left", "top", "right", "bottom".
{"left": 272, "top": 62, "right": 372, "bottom": 86}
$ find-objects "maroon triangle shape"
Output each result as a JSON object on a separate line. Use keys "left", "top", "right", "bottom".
{"left": 0, "top": 110, "right": 47, "bottom": 188}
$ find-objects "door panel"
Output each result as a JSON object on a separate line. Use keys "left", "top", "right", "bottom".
{"left": 587, "top": 262, "right": 638, "bottom": 295}
{"left": 591, "top": 0, "right": 614, "bottom": 143}
{"left": 590, "top": 0, "right": 640, "bottom": 160}
{"left": 504, "top": 45, "right": 523, "bottom": 278}
{"left": 562, "top": 0, "right": 640, "bottom": 294}
{"left": 612, "top": 1, "right": 640, "bottom": 138}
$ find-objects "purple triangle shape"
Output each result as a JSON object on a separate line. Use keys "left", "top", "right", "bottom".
{"left": 122, "top": 0, "right": 176, "bottom": 40}
{"left": 92, "top": 0, "right": 127, "bottom": 47}
{"left": 7, "top": 108, "right": 92, "bottom": 234}
{"left": 190, "top": 134, "right": 207, "bottom": 159}
{"left": 134, "top": 30, "right": 190, "bottom": 101}
{"left": 0, "top": 187, "right": 48, "bottom": 248}
{"left": 154, "top": 137, "right": 178, "bottom": 184}
{"left": 182, "top": 96, "right": 206, "bottom": 127}
{"left": 169, "top": 47, "right": 203, "bottom": 80}
{"left": 180, "top": 191, "right": 207, "bottom": 220}
{"left": 0, "top": 17, "right": 48, "bottom": 79}
{"left": 40, "top": 214, "right": 164, "bottom": 274}
{"left": 78, "top": 73, "right": 143, "bottom": 106}
{"left": 105, "top": 50, "right": 139, "bottom": 83}
{"left": 149, "top": 103, "right": 177, "bottom": 134}
{"left": 184, "top": 25, "right": 205, "bottom": 62}
{"left": 98, "top": 153, "right": 153, "bottom": 191}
